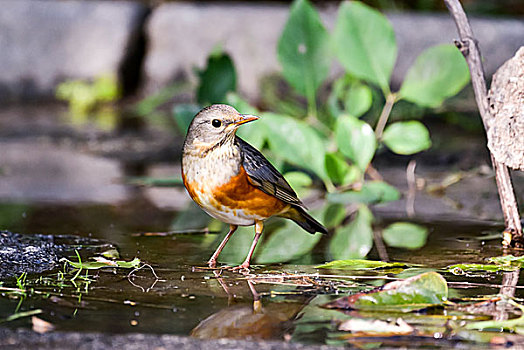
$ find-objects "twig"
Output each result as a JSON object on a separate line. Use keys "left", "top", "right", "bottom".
{"left": 406, "top": 160, "right": 417, "bottom": 218}
{"left": 443, "top": 0, "right": 522, "bottom": 241}
{"left": 373, "top": 230, "right": 389, "bottom": 262}
{"left": 375, "top": 93, "right": 397, "bottom": 139}
{"left": 127, "top": 263, "right": 166, "bottom": 292}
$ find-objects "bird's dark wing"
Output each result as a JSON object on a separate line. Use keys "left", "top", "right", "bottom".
{"left": 236, "top": 137, "right": 305, "bottom": 208}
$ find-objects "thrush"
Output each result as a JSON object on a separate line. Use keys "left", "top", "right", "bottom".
{"left": 182, "top": 104, "right": 327, "bottom": 271}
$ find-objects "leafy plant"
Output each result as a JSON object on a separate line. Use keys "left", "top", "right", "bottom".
{"left": 164, "top": 0, "right": 470, "bottom": 265}
{"left": 56, "top": 75, "right": 121, "bottom": 130}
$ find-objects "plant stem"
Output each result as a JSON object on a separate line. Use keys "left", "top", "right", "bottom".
{"left": 307, "top": 89, "right": 317, "bottom": 120}
{"left": 374, "top": 92, "right": 397, "bottom": 139}
{"left": 444, "top": 0, "right": 522, "bottom": 241}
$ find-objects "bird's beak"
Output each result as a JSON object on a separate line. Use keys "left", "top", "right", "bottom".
{"left": 234, "top": 114, "right": 259, "bottom": 126}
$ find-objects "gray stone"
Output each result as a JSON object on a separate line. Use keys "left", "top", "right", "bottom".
{"left": 0, "top": 0, "right": 148, "bottom": 102}
{"left": 144, "top": 2, "right": 524, "bottom": 101}
{"left": 487, "top": 46, "right": 524, "bottom": 171}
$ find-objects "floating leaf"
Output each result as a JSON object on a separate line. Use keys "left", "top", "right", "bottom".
{"left": 345, "top": 82, "right": 373, "bottom": 118}
{"left": 317, "top": 259, "right": 412, "bottom": 270}
{"left": 262, "top": 113, "right": 327, "bottom": 180}
{"left": 277, "top": 0, "right": 330, "bottom": 101}
{"left": 488, "top": 255, "right": 524, "bottom": 267}
{"left": 335, "top": 115, "right": 376, "bottom": 171}
{"left": 332, "top": 1, "right": 397, "bottom": 92}
{"left": 382, "top": 222, "right": 429, "bottom": 250}
{"left": 446, "top": 263, "right": 515, "bottom": 274}
{"left": 324, "top": 272, "right": 448, "bottom": 312}
{"left": 327, "top": 181, "right": 400, "bottom": 205}
{"left": 382, "top": 121, "right": 431, "bottom": 155}
{"left": 256, "top": 222, "right": 322, "bottom": 264}
{"left": 399, "top": 44, "right": 470, "bottom": 108}
{"left": 197, "top": 51, "right": 236, "bottom": 105}
{"left": 61, "top": 257, "right": 140, "bottom": 270}
{"left": 328, "top": 206, "right": 373, "bottom": 260}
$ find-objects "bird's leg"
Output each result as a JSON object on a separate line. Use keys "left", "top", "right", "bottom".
{"left": 207, "top": 224, "right": 237, "bottom": 268}
{"left": 232, "top": 221, "right": 263, "bottom": 272}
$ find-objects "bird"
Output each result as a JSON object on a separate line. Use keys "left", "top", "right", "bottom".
{"left": 181, "top": 104, "right": 327, "bottom": 271}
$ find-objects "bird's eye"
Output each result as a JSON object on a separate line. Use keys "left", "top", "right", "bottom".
{"left": 211, "top": 119, "right": 222, "bottom": 128}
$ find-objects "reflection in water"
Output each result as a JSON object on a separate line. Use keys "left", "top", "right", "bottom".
{"left": 191, "top": 274, "right": 302, "bottom": 340}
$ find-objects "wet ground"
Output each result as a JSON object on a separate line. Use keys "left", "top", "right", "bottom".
{"left": 0, "top": 198, "right": 522, "bottom": 348}
{"left": 1, "top": 105, "right": 524, "bottom": 348}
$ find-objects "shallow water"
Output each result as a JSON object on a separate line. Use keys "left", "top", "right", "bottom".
{"left": 0, "top": 198, "right": 521, "bottom": 347}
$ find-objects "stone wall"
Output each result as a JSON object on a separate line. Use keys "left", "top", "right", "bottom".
{"left": 1, "top": 0, "right": 523, "bottom": 102}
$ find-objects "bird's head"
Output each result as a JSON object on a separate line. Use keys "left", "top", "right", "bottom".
{"left": 184, "top": 104, "right": 259, "bottom": 149}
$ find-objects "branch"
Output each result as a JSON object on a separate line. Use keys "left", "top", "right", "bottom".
{"left": 443, "top": 0, "right": 522, "bottom": 240}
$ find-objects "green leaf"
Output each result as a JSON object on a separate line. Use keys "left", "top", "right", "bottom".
{"left": 327, "top": 181, "right": 400, "bottom": 205}
{"left": 277, "top": 0, "right": 330, "bottom": 100}
{"left": 382, "top": 222, "right": 429, "bottom": 250}
{"left": 323, "top": 272, "right": 448, "bottom": 312}
{"left": 322, "top": 203, "right": 347, "bottom": 229}
{"left": 328, "top": 206, "right": 373, "bottom": 260}
{"left": 197, "top": 51, "right": 236, "bottom": 105}
{"left": 335, "top": 115, "right": 376, "bottom": 171}
{"left": 317, "top": 259, "right": 411, "bottom": 270}
{"left": 446, "top": 263, "right": 516, "bottom": 274}
{"left": 256, "top": 222, "right": 322, "bottom": 264}
{"left": 488, "top": 255, "right": 524, "bottom": 267}
{"left": 345, "top": 82, "right": 373, "bottom": 118}
{"left": 173, "top": 104, "right": 201, "bottom": 135}
{"left": 332, "top": 1, "right": 397, "bottom": 92}
{"left": 262, "top": 113, "right": 327, "bottom": 180}
{"left": 325, "top": 153, "right": 350, "bottom": 185}
{"left": 382, "top": 121, "right": 431, "bottom": 155}
{"left": 399, "top": 44, "right": 470, "bottom": 108}
{"left": 284, "top": 171, "right": 313, "bottom": 189}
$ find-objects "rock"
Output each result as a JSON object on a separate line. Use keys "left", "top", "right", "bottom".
{"left": 0, "top": 0, "right": 148, "bottom": 102}
{"left": 144, "top": 3, "right": 524, "bottom": 100}
{"left": 487, "top": 47, "right": 524, "bottom": 171}
{"left": 0, "top": 230, "right": 64, "bottom": 279}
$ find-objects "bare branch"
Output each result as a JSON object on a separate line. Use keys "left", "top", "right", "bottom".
{"left": 444, "top": 0, "right": 522, "bottom": 241}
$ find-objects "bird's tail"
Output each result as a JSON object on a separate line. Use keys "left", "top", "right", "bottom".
{"left": 280, "top": 206, "right": 328, "bottom": 234}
